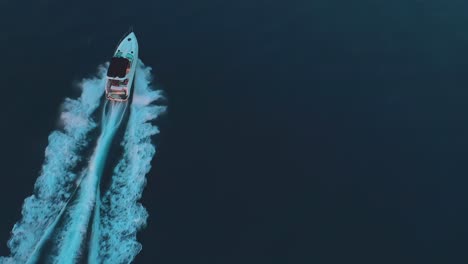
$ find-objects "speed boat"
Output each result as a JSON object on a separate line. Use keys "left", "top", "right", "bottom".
{"left": 105, "top": 31, "right": 139, "bottom": 101}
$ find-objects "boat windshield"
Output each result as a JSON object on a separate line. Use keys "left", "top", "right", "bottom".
{"left": 107, "top": 57, "right": 130, "bottom": 78}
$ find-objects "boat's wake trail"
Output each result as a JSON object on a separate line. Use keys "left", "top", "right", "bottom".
{"left": 89, "top": 63, "right": 165, "bottom": 264}
{"left": 0, "top": 61, "right": 165, "bottom": 264}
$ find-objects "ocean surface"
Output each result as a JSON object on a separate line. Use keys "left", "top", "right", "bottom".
{"left": 0, "top": 0, "right": 468, "bottom": 263}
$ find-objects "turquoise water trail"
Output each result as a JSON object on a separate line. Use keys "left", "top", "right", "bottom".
{"left": 0, "top": 66, "right": 106, "bottom": 264}
{"left": 90, "top": 62, "right": 165, "bottom": 264}
{"left": 1, "top": 61, "right": 164, "bottom": 264}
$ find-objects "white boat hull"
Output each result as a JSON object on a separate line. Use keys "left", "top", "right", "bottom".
{"left": 105, "top": 32, "right": 139, "bottom": 102}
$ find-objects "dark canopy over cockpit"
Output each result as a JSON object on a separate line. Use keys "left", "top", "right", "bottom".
{"left": 107, "top": 57, "right": 129, "bottom": 78}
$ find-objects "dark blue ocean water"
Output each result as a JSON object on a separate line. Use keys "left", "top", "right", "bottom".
{"left": 1, "top": 0, "right": 468, "bottom": 263}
